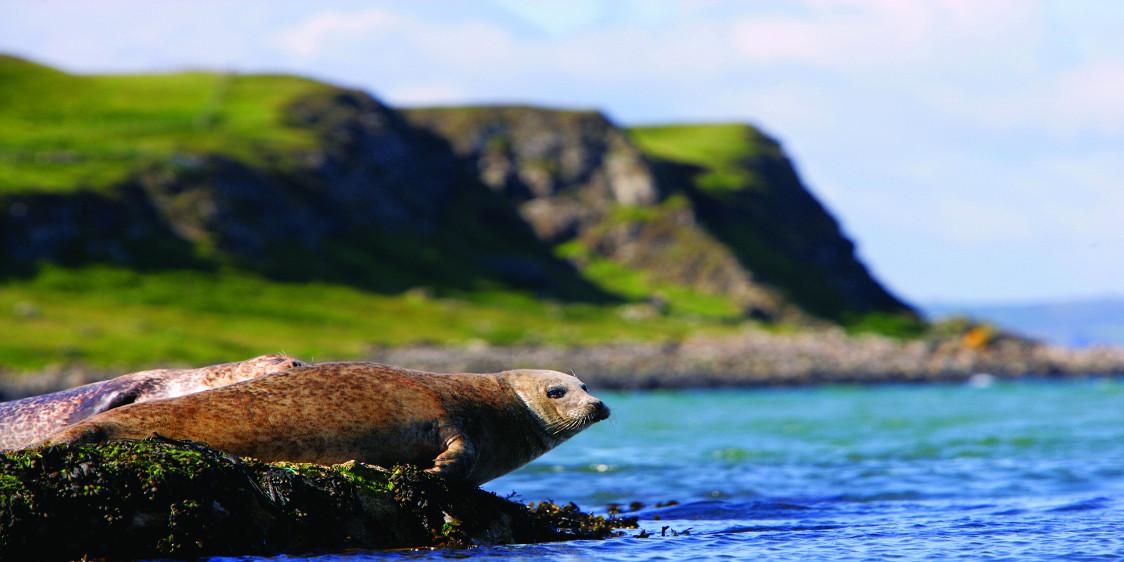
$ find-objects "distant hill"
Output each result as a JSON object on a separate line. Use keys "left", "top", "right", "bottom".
{"left": 404, "top": 109, "right": 914, "bottom": 324}
{"left": 0, "top": 55, "right": 916, "bottom": 372}
{"left": 924, "top": 298, "right": 1124, "bottom": 347}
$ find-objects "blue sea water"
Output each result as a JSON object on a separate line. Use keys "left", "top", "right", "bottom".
{"left": 227, "top": 378, "right": 1124, "bottom": 561}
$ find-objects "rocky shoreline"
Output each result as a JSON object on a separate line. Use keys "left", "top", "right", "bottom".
{"left": 0, "top": 438, "right": 633, "bottom": 559}
{"left": 369, "top": 328, "right": 1124, "bottom": 389}
{"left": 4, "top": 328, "right": 1124, "bottom": 399}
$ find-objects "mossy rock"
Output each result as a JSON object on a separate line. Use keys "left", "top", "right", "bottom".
{"left": 0, "top": 437, "right": 634, "bottom": 559}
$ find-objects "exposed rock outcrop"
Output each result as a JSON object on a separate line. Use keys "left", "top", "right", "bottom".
{"left": 405, "top": 107, "right": 913, "bottom": 322}
{"left": 0, "top": 438, "right": 632, "bottom": 559}
{"left": 1, "top": 86, "right": 604, "bottom": 299}
{"left": 659, "top": 129, "right": 911, "bottom": 319}
{"left": 405, "top": 107, "right": 660, "bottom": 243}
{"left": 1, "top": 185, "right": 203, "bottom": 277}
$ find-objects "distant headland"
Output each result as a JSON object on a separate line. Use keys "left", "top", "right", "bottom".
{"left": 2, "top": 54, "right": 1120, "bottom": 386}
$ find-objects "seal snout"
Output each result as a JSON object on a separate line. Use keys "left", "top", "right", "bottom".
{"left": 591, "top": 399, "right": 611, "bottom": 421}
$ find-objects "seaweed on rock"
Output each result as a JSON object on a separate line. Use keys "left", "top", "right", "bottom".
{"left": 0, "top": 436, "right": 634, "bottom": 560}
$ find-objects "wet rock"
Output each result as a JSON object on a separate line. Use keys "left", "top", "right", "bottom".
{"left": 0, "top": 437, "right": 634, "bottom": 560}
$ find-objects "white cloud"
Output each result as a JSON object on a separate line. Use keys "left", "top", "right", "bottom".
{"left": 731, "top": 0, "right": 1036, "bottom": 70}
{"left": 276, "top": 10, "right": 402, "bottom": 60}
{"left": 924, "top": 59, "right": 1124, "bottom": 138}
{"left": 1045, "top": 61, "right": 1124, "bottom": 136}
{"left": 383, "top": 82, "right": 470, "bottom": 106}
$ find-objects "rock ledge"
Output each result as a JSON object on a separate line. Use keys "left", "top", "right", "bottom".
{"left": 0, "top": 437, "right": 633, "bottom": 560}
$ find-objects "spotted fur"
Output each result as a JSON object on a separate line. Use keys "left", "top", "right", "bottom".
{"left": 43, "top": 362, "right": 609, "bottom": 485}
{"left": 0, "top": 354, "right": 305, "bottom": 450}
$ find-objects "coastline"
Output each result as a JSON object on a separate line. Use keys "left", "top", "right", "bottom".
{"left": 5, "top": 328, "right": 1124, "bottom": 398}
{"left": 368, "top": 329, "right": 1124, "bottom": 389}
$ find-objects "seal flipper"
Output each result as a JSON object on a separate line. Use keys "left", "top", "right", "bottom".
{"left": 41, "top": 420, "right": 120, "bottom": 447}
{"left": 427, "top": 434, "right": 476, "bottom": 481}
{"left": 65, "top": 387, "right": 142, "bottom": 425}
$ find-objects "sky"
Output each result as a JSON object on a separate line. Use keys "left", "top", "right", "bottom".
{"left": 2, "top": 0, "right": 1123, "bottom": 305}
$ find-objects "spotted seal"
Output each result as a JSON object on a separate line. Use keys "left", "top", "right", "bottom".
{"left": 42, "top": 362, "right": 610, "bottom": 484}
{"left": 1, "top": 354, "right": 306, "bottom": 450}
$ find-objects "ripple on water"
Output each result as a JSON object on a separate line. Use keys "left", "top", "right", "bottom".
{"left": 1047, "top": 496, "right": 1113, "bottom": 512}
{"left": 638, "top": 499, "right": 814, "bottom": 521}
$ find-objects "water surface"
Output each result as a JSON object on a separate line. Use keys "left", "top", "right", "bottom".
{"left": 230, "top": 378, "right": 1124, "bottom": 560}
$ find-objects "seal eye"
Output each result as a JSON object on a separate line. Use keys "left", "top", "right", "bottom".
{"left": 546, "top": 387, "right": 566, "bottom": 399}
{"left": 580, "top": 384, "right": 588, "bottom": 392}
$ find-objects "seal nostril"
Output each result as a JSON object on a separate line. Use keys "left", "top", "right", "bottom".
{"left": 594, "top": 401, "right": 611, "bottom": 420}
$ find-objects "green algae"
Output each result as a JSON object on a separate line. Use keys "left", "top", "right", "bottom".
{"left": 0, "top": 437, "right": 633, "bottom": 559}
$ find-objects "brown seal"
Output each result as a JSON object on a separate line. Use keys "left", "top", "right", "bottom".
{"left": 0, "top": 354, "right": 306, "bottom": 451}
{"left": 42, "top": 362, "right": 610, "bottom": 484}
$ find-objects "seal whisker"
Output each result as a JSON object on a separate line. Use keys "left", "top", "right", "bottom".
{"left": 545, "top": 419, "right": 576, "bottom": 436}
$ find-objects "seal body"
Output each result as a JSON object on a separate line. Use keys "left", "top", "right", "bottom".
{"left": 43, "top": 362, "right": 610, "bottom": 484}
{"left": 0, "top": 354, "right": 305, "bottom": 451}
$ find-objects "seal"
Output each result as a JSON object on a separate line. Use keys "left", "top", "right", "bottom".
{"left": 0, "top": 354, "right": 306, "bottom": 451}
{"left": 42, "top": 362, "right": 610, "bottom": 484}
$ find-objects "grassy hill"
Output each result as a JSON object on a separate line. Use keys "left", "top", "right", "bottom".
{"left": 628, "top": 123, "right": 917, "bottom": 332}
{"left": 0, "top": 55, "right": 328, "bottom": 193}
{"left": 1, "top": 265, "right": 738, "bottom": 372}
{"left": 0, "top": 57, "right": 743, "bottom": 373}
{"left": 0, "top": 56, "right": 917, "bottom": 375}
{"left": 629, "top": 123, "right": 773, "bottom": 193}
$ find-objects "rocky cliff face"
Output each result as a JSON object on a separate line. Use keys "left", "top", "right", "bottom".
{"left": 650, "top": 127, "right": 913, "bottom": 320}
{"left": 1, "top": 56, "right": 911, "bottom": 323}
{"left": 1, "top": 87, "right": 603, "bottom": 298}
{"left": 405, "top": 108, "right": 913, "bottom": 322}
{"left": 405, "top": 107, "right": 660, "bottom": 243}
{"left": 1, "top": 185, "right": 202, "bottom": 276}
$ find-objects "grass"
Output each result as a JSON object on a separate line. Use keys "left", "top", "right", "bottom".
{"left": 0, "top": 265, "right": 740, "bottom": 373}
{"left": 628, "top": 121, "right": 920, "bottom": 327}
{"left": 843, "top": 311, "right": 928, "bottom": 339}
{"left": 555, "top": 240, "right": 743, "bottom": 321}
{"left": 403, "top": 105, "right": 604, "bottom": 141}
{"left": 0, "top": 55, "right": 327, "bottom": 192}
{"left": 628, "top": 123, "right": 777, "bottom": 192}
{"left": 604, "top": 193, "right": 690, "bottom": 225}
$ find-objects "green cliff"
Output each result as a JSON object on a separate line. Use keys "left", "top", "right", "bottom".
{"left": 0, "top": 55, "right": 917, "bottom": 373}
{"left": 405, "top": 108, "right": 915, "bottom": 323}
{"left": 630, "top": 123, "right": 912, "bottom": 322}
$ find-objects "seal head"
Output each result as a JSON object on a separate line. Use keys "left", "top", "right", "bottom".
{"left": 505, "top": 369, "right": 611, "bottom": 444}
